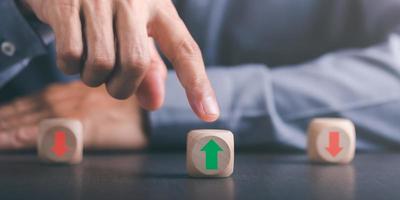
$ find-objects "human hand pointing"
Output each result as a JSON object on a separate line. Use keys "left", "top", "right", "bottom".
{"left": 23, "top": 0, "right": 220, "bottom": 122}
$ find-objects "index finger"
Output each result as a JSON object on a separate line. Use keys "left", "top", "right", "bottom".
{"left": 150, "top": 7, "right": 220, "bottom": 122}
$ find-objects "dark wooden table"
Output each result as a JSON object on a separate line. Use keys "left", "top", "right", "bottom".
{"left": 0, "top": 152, "right": 399, "bottom": 200}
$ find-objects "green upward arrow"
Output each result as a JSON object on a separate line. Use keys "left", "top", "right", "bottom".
{"left": 201, "top": 139, "right": 223, "bottom": 170}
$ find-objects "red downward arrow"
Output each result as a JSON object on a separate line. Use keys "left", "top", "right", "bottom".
{"left": 51, "top": 131, "right": 68, "bottom": 157}
{"left": 325, "top": 131, "right": 343, "bottom": 157}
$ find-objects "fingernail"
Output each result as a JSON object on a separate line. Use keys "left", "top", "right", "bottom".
{"left": 202, "top": 96, "right": 219, "bottom": 116}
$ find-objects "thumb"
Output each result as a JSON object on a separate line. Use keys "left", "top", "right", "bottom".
{"left": 136, "top": 40, "right": 167, "bottom": 110}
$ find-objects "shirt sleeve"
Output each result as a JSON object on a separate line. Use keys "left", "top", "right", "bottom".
{"left": 149, "top": 31, "right": 400, "bottom": 151}
{"left": 0, "top": 58, "right": 30, "bottom": 88}
{"left": 0, "top": 0, "right": 47, "bottom": 72}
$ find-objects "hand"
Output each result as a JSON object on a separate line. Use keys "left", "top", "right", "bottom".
{"left": 23, "top": 0, "right": 220, "bottom": 122}
{"left": 0, "top": 81, "right": 147, "bottom": 150}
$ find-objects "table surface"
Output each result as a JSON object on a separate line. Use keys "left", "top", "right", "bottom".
{"left": 0, "top": 152, "right": 399, "bottom": 200}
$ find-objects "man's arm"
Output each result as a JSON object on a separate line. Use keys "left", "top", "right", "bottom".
{"left": 150, "top": 28, "right": 400, "bottom": 152}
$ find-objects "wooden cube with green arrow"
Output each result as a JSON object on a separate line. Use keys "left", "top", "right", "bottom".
{"left": 37, "top": 119, "right": 83, "bottom": 164}
{"left": 187, "top": 129, "right": 234, "bottom": 177}
{"left": 307, "top": 118, "right": 356, "bottom": 164}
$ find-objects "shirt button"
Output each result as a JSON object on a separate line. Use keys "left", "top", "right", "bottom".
{"left": 1, "top": 41, "right": 16, "bottom": 57}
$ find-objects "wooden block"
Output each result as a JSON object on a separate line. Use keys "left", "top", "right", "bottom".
{"left": 187, "top": 129, "right": 234, "bottom": 177}
{"left": 38, "top": 119, "right": 83, "bottom": 164}
{"left": 307, "top": 118, "right": 356, "bottom": 164}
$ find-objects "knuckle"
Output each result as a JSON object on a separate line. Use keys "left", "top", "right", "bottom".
{"left": 58, "top": 47, "right": 82, "bottom": 62}
{"left": 125, "top": 64, "right": 147, "bottom": 79}
{"left": 122, "top": 57, "right": 150, "bottom": 77}
{"left": 126, "top": 57, "right": 151, "bottom": 69}
{"left": 83, "top": 56, "right": 115, "bottom": 87}
{"left": 87, "top": 56, "right": 115, "bottom": 73}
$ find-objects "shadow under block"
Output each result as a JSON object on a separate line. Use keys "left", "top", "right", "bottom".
{"left": 187, "top": 129, "right": 234, "bottom": 177}
{"left": 38, "top": 119, "right": 83, "bottom": 164}
{"left": 307, "top": 118, "right": 356, "bottom": 164}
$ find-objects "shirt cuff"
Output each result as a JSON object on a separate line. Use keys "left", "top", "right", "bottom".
{"left": 0, "top": 0, "right": 47, "bottom": 71}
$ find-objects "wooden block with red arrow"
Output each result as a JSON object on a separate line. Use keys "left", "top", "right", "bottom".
{"left": 307, "top": 118, "right": 356, "bottom": 164}
{"left": 37, "top": 119, "right": 83, "bottom": 164}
